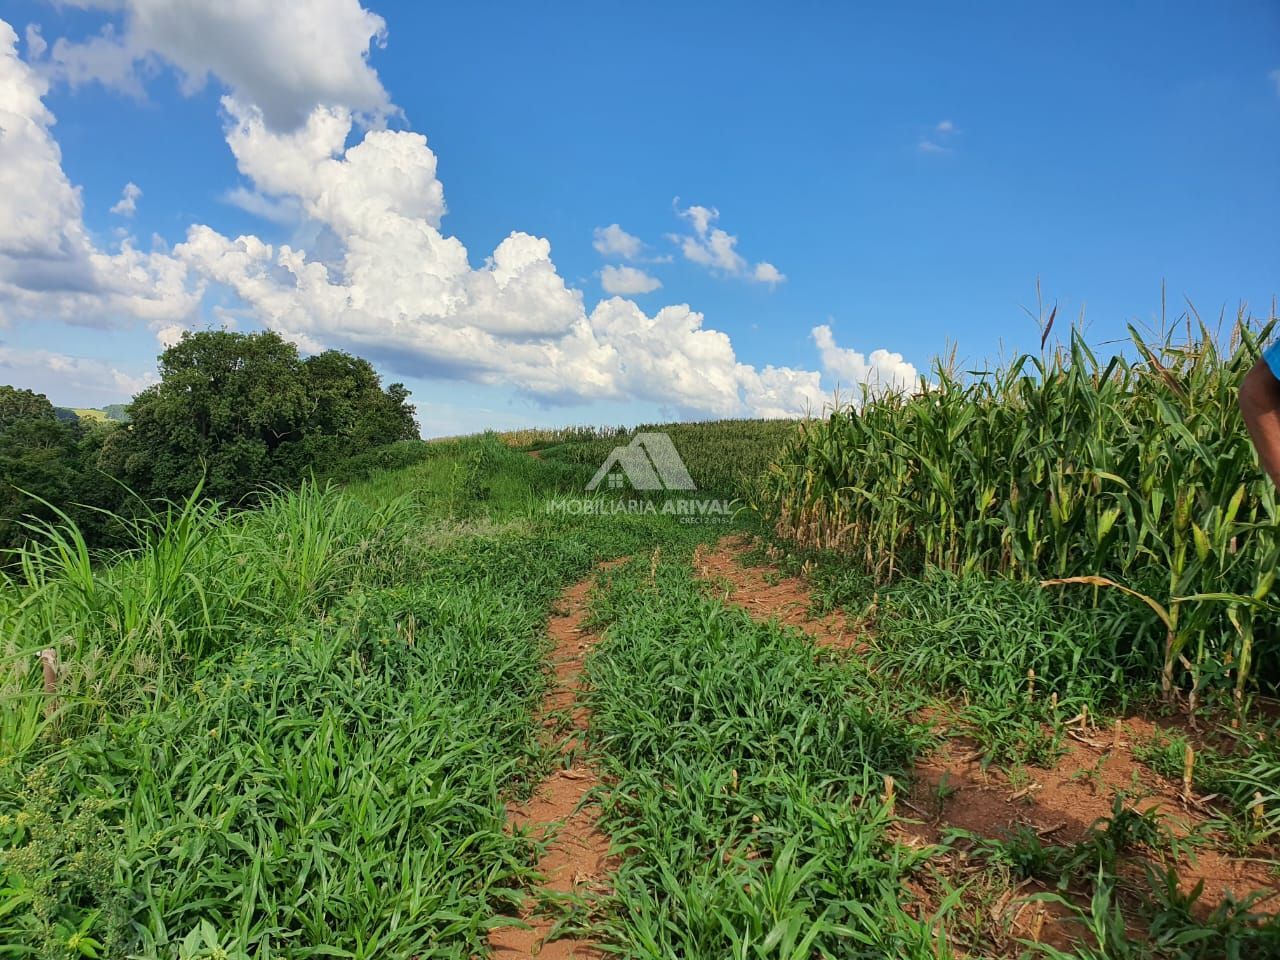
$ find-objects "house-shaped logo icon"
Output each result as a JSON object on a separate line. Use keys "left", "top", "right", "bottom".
{"left": 585, "top": 433, "right": 697, "bottom": 491}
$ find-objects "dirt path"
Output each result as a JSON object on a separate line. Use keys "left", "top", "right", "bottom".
{"left": 694, "top": 534, "right": 1278, "bottom": 949}
{"left": 694, "top": 535, "right": 861, "bottom": 650}
{"left": 488, "top": 564, "right": 620, "bottom": 959}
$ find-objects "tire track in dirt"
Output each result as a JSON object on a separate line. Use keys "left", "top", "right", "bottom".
{"left": 488, "top": 562, "right": 623, "bottom": 959}
{"left": 693, "top": 534, "right": 862, "bottom": 651}
{"left": 693, "top": 534, "right": 1278, "bottom": 951}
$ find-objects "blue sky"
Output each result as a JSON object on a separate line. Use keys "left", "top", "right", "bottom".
{"left": 0, "top": 1, "right": 1277, "bottom": 435}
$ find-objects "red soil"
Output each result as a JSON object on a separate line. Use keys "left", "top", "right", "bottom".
{"left": 693, "top": 536, "right": 861, "bottom": 650}
{"left": 488, "top": 563, "right": 624, "bottom": 959}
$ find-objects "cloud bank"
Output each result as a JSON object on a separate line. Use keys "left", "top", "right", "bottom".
{"left": 29, "top": 0, "right": 391, "bottom": 130}
{"left": 0, "top": 345, "right": 156, "bottom": 401}
{"left": 0, "top": 21, "right": 196, "bottom": 329}
{"left": 813, "top": 324, "right": 918, "bottom": 395}
{"left": 0, "top": 4, "right": 922, "bottom": 419}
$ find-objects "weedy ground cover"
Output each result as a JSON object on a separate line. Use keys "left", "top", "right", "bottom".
{"left": 582, "top": 552, "right": 946, "bottom": 958}
{"left": 0, "top": 438, "right": 703, "bottom": 958}
{"left": 778, "top": 553, "right": 1162, "bottom": 766}
{"left": 3, "top": 402, "right": 1280, "bottom": 958}
{"left": 956, "top": 804, "right": 1280, "bottom": 960}
{"left": 727, "top": 537, "right": 1280, "bottom": 955}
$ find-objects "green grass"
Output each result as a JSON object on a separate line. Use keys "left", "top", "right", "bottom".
{"left": 0, "top": 437, "right": 683, "bottom": 957}
{"left": 6, "top": 564, "right": 550, "bottom": 958}
{"left": 4, "top": 424, "right": 1280, "bottom": 958}
{"left": 582, "top": 552, "right": 943, "bottom": 958}
{"left": 750, "top": 541, "right": 1161, "bottom": 765}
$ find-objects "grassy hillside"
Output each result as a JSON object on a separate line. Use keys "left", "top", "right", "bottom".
{"left": 62, "top": 406, "right": 128, "bottom": 423}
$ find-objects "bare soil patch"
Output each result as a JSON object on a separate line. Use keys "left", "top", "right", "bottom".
{"left": 694, "top": 535, "right": 861, "bottom": 650}
{"left": 906, "top": 727, "right": 1274, "bottom": 904}
{"left": 488, "top": 563, "right": 624, "bottom": 959}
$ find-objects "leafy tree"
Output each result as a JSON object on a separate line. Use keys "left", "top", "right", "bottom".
{"left": 0, "top": 386, "right": 58, "bottom": 431}
{"left": 0, "top": 336, "right": 419, "bottom": 546}
{"left": 101, "top": 330, "right": 310, "bottom": 502}
{"left": 0, "top": 388, "right": 118, "bottom": 547}
{"left": 102, "top": 330, "right": 419, "bottom": 504}
{"left": 302, "top": 351, "right": 419, "bottom": 470}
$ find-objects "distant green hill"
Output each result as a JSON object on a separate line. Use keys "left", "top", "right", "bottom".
{"left": 58, "top": 405, "right": 130, "bottom": 423}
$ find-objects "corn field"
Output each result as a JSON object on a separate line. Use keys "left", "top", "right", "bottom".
{"left": 758, "top": 312, "right": 1280, "bottom": 709}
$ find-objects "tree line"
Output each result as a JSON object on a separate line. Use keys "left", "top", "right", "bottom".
{"left": 0, "top": 330, "right": 419, "bottom": 549}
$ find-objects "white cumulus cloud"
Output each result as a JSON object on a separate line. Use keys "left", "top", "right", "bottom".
{"left": 600, "top": 264, "right": 661, "bottom": 295}
{"left": 110, "top": 181, "right": 141, "bottom": 216}
{"left": 0, "top": 9, "right": 926, "bottom": 422}
{"left": 33, "top": 0, "right": 391, "bottom": 130}
{"left": 672, "top": 202, "right": 784, "bottom": 286}
{"left": 592, "top": 223, "right": 644, "bottom": 260}
{"left": 173, "top": 97, "right": 822, "bottom": 416}
{"left": 0, "top": 21, "right": 197, "bottom": 329}
{"left": 0, "top": 345, "right": 156, "bottom": 401}
{"left": 812, "top": 324, "right": 920, "bottom": 396}
{"left": 589, "top": 298, "right": 824, "bottom": 417}
{"left": 753, "top": 261, "right": 785, "bottom": 286}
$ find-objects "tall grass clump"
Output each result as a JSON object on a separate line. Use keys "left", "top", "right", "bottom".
{"left": 759, "top": 312, "right": 1280, "bottom": 708}
{"left": 0, "top": 482, "right": 425, "bottom": 760}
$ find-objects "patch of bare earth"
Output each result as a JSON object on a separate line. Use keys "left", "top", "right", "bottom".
{"left": 693, "top": 534, "right": 861, "bottom": 651}
{"left": 488, "top": 563, "right": 623, "bottom": 959}
{"left": 695, "top": 534, "right": 1278, "bottom": 952}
